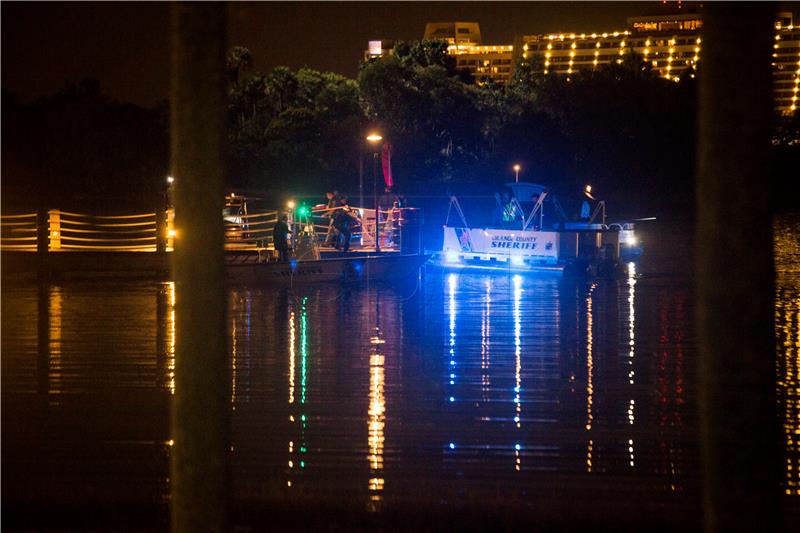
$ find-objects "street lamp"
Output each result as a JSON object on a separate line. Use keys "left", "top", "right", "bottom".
{"left": 165, "top": 175, "right": 175, "bottom": 210}
{"left": 366, "top": 132, "right": 383, "bottom": 253}
{"left": 513, "top": 164, "right": 521, "bottom": 183}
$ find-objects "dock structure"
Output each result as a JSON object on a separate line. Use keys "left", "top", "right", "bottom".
{"left": 0, "top": 204, "right": 417, "bottom": 278}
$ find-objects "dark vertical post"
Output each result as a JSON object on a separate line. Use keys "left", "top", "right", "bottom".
{"left": 170, "top": 4, "right": 229, "bottom": 533}
{"left": 359, "top": 153, "right": 364, "bottom": 209}
{"left": 696, "top": 4, "right": 780, "bottom": 532}
{"left": 36, "top": 208, "right": 48, "bottom": 280}
{"left": 373, "top": 152, "right": 380, "bottom": 252}
{"left": 156, "top": 208, "right": 167, "bottom": 253}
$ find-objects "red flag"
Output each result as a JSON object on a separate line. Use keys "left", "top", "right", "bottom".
{"left": 381, "top": 142, "right": 394, "bottom": 189}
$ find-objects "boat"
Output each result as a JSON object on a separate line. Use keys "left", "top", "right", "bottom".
{"left": 222, "top": 193, "right": 428, "bottom": 285}
{"left": 608, "top": 221, "right": 646, "bottom": 261}
{"left": 432, "top": 183, "right": 649, "bottom": 277}
{"left": 226, "top": 251, "right": 429, "bottom": 285}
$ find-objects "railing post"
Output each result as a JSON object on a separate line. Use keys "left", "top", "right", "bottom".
{"left": 36, "top": 208, "right": 49, "bottom": 279}
{"left": 47, "top": 209, "right": 61, "bottom": 250}
{"left": 156, "top": 208, "right": 167, "bottom": 253}
{"left": 167, "top": 208, "right": 175, "bottom": 251}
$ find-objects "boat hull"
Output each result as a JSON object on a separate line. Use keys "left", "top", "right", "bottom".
{"left": 226, "top": 253, "right": 429, "bottom": 285}
{"left": 430, "top": 252, "right": 565, "bottom": 275}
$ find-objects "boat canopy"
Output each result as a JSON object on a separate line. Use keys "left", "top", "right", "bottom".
{"left": 506, "top": 182, "right": 547, "bottom": 201}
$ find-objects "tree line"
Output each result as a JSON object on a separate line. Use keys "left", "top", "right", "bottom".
{"left": 3, "top": 40, "right": 797, "bottom": 215}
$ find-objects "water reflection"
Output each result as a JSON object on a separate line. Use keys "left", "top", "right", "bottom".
{"left": 368, "top": 309, "right": 386, "bottom": 502}
{"left": 156, "top": 281, "right": 175, "bottom": 395}
{"left": 286, "top": 296, "right": 309, "bottom": 488}
{"left": 0, "top": 273, "right": 700, "bottom": 512}
{"left": 586, "top": 282, "right": 596, "bottom": 472}
{"left": 167, "top": 282, "right": 175, "bottom": 394}
{"left": 627, "top": 263, "right": 636, "bottom": 470}
{"left": 481, "top": 279, "right": 491, "bottom": 400}
{"left": 777, "top": 289, "right": 799, "bottom": 495}
{"left": 5, "top": 215, "right": 800, "bottom": 527}
{"left": 513, "top": 275, "right": 522, "bottom": 471}
{"left": 2, "top": 281, "right": 172, "bottom": 525}
{"left": 775, "top": 215, "right": 800, "bottom": 497}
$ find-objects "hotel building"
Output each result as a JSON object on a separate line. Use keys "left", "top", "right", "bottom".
{"left": 365, "top": 12, "right": 800, "bottom": 113}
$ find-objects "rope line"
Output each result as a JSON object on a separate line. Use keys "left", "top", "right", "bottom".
{"left": 56, "top": 244, "right": 156, "bottom": 250}
{"left": 58, "top": 211, "right": 156, "bottom": 219}
{"left": 59, "top": 235, "right": 157, "bottom": 242}
{"left": 58, "top": 227, "right": 156, "bottom": 235}
{"left": 60, "top": 219, "right": 156, "bottom": 228}
{"left": 0, "top": 213, "right": 37, "bottom": 219}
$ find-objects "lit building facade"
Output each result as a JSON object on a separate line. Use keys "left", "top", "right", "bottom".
{"left": 423, "top": 22, "right": 516, "bottom": 85}
{"left": 521, "top": 12, "right": 799, "bottom": 113}
{"left": 367, "top": 12, "right": 799, "bottom": 113}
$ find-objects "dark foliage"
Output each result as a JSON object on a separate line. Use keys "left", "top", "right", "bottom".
{"left": 226, "top": 55, "right": 364, "bottom": 196}
{"left": 2, "top": 81, "right": 168, "bottom": 211}
{"left": 3, "top": 42, "right": 796, "bottom": 217}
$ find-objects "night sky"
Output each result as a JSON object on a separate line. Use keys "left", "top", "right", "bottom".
{"left": 3, "top": 1, "right": 791, "bottom": 108}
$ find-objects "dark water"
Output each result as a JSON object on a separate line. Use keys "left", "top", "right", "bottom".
{"left": 2, "top": 216, "right": 799, "bottom": 530}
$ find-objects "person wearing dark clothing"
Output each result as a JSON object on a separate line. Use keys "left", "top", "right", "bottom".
{"left": 323, "top": 190, "right": 340, "bottom": 246}
{"left": 273, "top": 212, "right": 292, "bottom": 262}
{"left": 333, "top": 199, "right": 356, "bottom": 252}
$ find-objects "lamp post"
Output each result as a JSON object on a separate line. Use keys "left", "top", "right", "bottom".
{"left": 513, "top": 164, "right": 521, "bottom": 183}
{"left": 366, "top": 132, "right": 383, "bottom": 252}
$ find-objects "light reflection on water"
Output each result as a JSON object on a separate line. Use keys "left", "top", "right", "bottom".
{"left": 1, "top": 216, "right": 800, "bottom": 527}
{"left": 775, "top": 215, "right": 800, "bottom": 497}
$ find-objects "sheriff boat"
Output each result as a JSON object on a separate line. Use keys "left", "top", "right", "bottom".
{"left": 433, "top": 183, "right": 649, "bottom": 277}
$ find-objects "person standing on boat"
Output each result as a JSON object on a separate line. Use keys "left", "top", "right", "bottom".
{"left": 273, "top": 212, "right": 292, "bottom": 262}
{"left": 581, "top": 200, "right": 591, "bottom": 220}
{"left": 333, "top": 197, "right": 356, "bottom": 252}
{"left": 323, "top": 190, "right": 341, "bottom": 246}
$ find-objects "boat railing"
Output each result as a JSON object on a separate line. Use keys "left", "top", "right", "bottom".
{"left": 305, "top": 205, "right": 402, "bottom": 252}
{"left": 224, "top": 210, "right": 278, "bottom": 251}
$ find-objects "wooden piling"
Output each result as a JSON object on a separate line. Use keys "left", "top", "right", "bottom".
{"left": 696, "top": 4, "right": 781, "bottom": 531}
{"left": 170, "top": 4, "right": 229, "bottom": 533}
